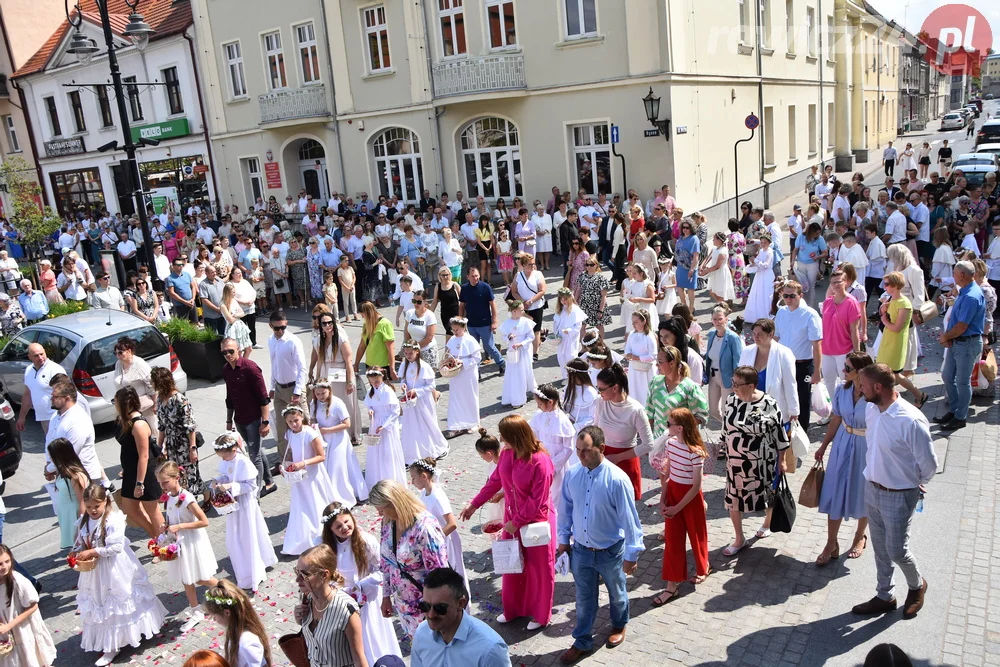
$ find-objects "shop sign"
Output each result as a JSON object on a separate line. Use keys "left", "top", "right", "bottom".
{"left": 264, "top": 161, "right": 282, "bottom": 189}
{"left": 44, "top": 136, "right": 86, "bottom": 157}
{"left": 129, "top": 118, "right": 191, "bottom": 143}
{"left": 193, "top": 164, "right": 209, "bottom": 174}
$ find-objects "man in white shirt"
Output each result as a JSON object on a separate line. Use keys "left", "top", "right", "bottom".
{"left": 328, "top": 192, "right": 342, "bottom": 212}
{"left": 763, "top": 211, "right": 784, "bottom": 277}
{"left": 151, "top": 243, "right": 171, "bottom": 284}
{"left": 852, "top": 363, "right": 936, "bottom": 620}
{"left": 864, "top": 223, "right": 888, "bottom": 306}
{"left": 392, "top": 260, "right": 424, "bottom": 301}
{"left": 16, "top": 344, "right": 66, "bottom": 436}
{"left": 577, "top": 196, "right": 599, "bottom": 232}
{"left": 814, "top": 175, "right": 835, "bottom": 211}
{"left": 346, "top": 226, "right": 366, "bottom": 265}
{"left": 196, "top": 219, "right": 216, "bottom": 246}
{"left": 907, "top": 192, "right": 931, "bottom": 266}
{"left": 787, "top": 204, "right": 804, "bottom": 242}
{"left": 44, "top": 382, "right": 106, "bottom": 483}
{"left": 88, "top": 271, "right": 125, "bottom": 310}
{"left": 644, "top": 188, "right": 662, "bottom": 218}
{"left": 881, "top": 202, "right": 907, "bottom": 246}
{"left": 267, "top": 310, "right": 308, "bottom": 466}
{"left": 297, "top": 189, "right": 309, "bottom": 213}
{"left": 882, "top": 142, "right": 898, "bottom": 178}
{"left": 832, "top": 185, "right": 853, "bottom": 227}
{"left": 774, "top": 281, "right": 823, "bottom": 431}
{"left": 218, "top": 217, "right": 233, "bottom": 242}
{"left": 450, "top": 191, "right": 467, "bottom": 216}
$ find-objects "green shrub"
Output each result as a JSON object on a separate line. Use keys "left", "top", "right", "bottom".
{"left": 46, "top": 300, "right": 89, "bottom": 319}
{"left": 157, "top": 317, "right": 219, "bottom": 344}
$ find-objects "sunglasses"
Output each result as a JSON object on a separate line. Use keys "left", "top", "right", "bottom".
{"left": 595, "top": 384, "right": 613, "bottom": 394}
{"left": 272, "top": 325, "right": 287, "bottom": 332}
{"left": 782, "top": 293, "right": 798, "bottom": 299}
{"left": 412, "top": 300, "right": 424, "bottom": 305}
{"left": 222, "top": 349, "right": 238, "bottom": 356}
{"left": 843, "top": 365, "right": 856, "bottom": 374}
{"left": 417, "top": 601, "right": 451, "bottom": 615}
{"left": 321, "top": 321, "right": 335, "bottom": 327}
{"left": 293, "top": 569, "right": 315, "bottom": 579}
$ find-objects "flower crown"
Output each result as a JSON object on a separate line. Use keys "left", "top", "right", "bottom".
{"left": 205, "top": 593, "right": 235, "bottom": 606}
{"left": 448, "top": 316, "right": 468, "bottom": 326}
{"left": 410, "top": 459, "right": 436, "bottom": 475}
{"left": 401, "top": 341, "right": 420, "bottom": 350}
{"left": 312, "top": 379, "right": 332, "bottom": 390}
{"left": 282, "top": 404, "right": 306, "bottom": 417}
{"left": 213, "top": 433, "right": 241, "bottom": 451}
{"left": 365, "top": 368, "right": 384, "bottom": 377}
{"left": 581, "top": 334, "right": 600, "bottom": 347}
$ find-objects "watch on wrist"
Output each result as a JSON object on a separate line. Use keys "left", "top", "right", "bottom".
{"left": 136, "top": 482, "right": 144, "bottom": 488}
{"left": 262, "top": 420, "right": 270, "bottom": 425}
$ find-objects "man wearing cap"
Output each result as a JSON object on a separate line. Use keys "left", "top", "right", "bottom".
{"left": 88, "top": 271, "right": 125, "bottom": 310}
{"left": 787, "top": 204, "right": 804, "bottom": 244}
{"left": 17, "top": 343, "right": 66, "bottom": 436}
{"left": 17, "top": 280, "right": 49, "bottom": 323}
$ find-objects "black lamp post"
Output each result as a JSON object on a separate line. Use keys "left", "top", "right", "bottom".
{"left": 64, "top": 0, "right": 157, "bottom": 271}
{"left": 642, "top": 87, "right": 671, "bottom": 140}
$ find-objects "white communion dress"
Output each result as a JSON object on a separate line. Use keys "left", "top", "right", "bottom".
{"left": 216, "top": 452, "right": 278, "bottom": 591}
{"left": 164, "top": 491, "right": 219, "bottom": 585}
{"left": 421, "top": 484, "right": 469, "bottom": 594}
{"left": 624, "top": 330, "right": 658, "bottom": 406}
{"left": 744, "top": 246, "right": 775, "bottom": 323}
{"left": 314, "top": 396, "right": 368, "bottom": 505}
{"left": 553, "top": 305, "right": 588, "bottom": 378}
{"left": 445, "top": 333, "right": 482, "bottom": 431}
{"left": 564, "top": 383, "right": 599, "bottom": 432}
{"left": 397, "top": 359, "right": 449, "bottom": 462}
{"left": 363, "top": 383, "right": 408, "bottom": 488}
{"left": 335, "top": 531, "right": 402, "bottom": 664}
{"left": 0, "top": 571, "right": 56, "bottom": 667}
{"left": 529, "top": 408, "right": 579, "bottom": 510}
{"left": 705, "top": 246, "right": 736, "bottom": 300}
{"left": 498, "top": 316, "right": 537, "bottom": 407}
{"left": 282, "top": 425, "right": 337, "bottom": 556}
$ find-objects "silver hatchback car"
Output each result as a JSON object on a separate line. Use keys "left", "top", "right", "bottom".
{"left": 0, "top": 310, "right": 187, "bottom": 425}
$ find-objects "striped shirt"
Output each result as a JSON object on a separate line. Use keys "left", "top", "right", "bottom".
{"left": 302, "top": 590, "right": 360, "bottom": 667}
{"left": 665, "top": 437, "right": 705, "bottom": 485}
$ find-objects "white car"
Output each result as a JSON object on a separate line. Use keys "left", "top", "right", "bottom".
{"left": 941, "top": 113, "right": 966, "bottom": 130}
{"left": 952, "top": 152, "right": 1000, "bottom": 171}
{"left": 974, "top": 143, "right": 1000, "bottom": 159}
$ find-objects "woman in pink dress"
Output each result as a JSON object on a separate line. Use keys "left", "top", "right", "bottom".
{"left": 563, "top": 238, "right": 590, "bottom": 302}
{"left": 460, "top": 414, "right": 556, "bottom": 630}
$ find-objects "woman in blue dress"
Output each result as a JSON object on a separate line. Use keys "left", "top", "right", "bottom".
{"left": 3, "top": 224, "right": 23, "bottom": 260}
{"left": 674, "top": 219, "right": 701, "bottom": 312}
{"left": 813, "top": 351, "right": 873, "bottom": 566}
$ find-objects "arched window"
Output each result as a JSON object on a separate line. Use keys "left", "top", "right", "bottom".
{"left": 372, "top": 127, "right": 423, "bottom": 204}
{"left": 460, "top": 117, "right": 522, "bottom": 200}
{"left": 298, "top": 139, "right": 325, "bottom": 160}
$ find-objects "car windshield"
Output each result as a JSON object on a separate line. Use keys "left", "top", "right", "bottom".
{"left": 955, "top": 158, "right": 995, "bottom": 165}
{"left": 964, "top": 172, "right": 993, "bottom": 187}
{"left": 76, "top": 326, "right": 169, "bottom": 376}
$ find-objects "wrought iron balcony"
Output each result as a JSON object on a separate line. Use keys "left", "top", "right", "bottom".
{"left": 258, "top": 85, "right": 329, "bottom": 124}
{"left": 432, "top": 53, "right": 526, "bottom": 98}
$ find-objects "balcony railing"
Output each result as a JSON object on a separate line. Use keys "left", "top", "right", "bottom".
{"left": 258, "top": 85, "right": 329, "bottom": 124}
{"left": 432, "top": 53, "right": 526, "bottom": 98}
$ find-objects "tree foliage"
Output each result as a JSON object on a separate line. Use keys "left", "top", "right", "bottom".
{"left": 0, "top": 155, "right": 61, "bottom": 244}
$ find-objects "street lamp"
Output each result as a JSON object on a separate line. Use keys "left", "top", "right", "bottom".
{"left": 64, "top": 0, "right": 157, "bottom": 272}
{"left": 641, "top": 87, "right": 671, "bottom": 141}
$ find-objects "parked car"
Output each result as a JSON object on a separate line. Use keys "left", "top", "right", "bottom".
{"left": 941, "top": 113, "right": 966, "bottom": 131}
{"left": 975, "top": 119, "right": 1000, "bottom": 147}
{"left": 952, "top": 163, "right": 999, "bottom": 189}
{"left": 0, "top": 310, "right": 187, "bottom": 425}
{"left": 952, "top": 153, "right": 1000, "bottom": 171}
{"left": 973, "top": 143, "right": 1000, "bottom": 159}
{"left": 969, "top": 99, "right": 984, "bottom": 113}
{"left": 964, "top": 104, "right": 981, "bottom": 119}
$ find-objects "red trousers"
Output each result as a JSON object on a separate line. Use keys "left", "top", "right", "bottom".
{"left": 605, "top": 445, "right": 642, "bottom": 501}
{"left": 662, "top": 479, "right": 710, "bottom": 582}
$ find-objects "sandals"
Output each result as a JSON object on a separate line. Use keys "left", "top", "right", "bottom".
{"left": 690, "top": 569, "right": 712, "bottom": 584}
{"left": 756, "top": 528, "right": 772, "bottom": 539}
{"left": 651, "top": 586, "right": 681, "bottom": 606}
{"left": 847, "top": 535, "right": 868, "bottom": 559}
{"left": 722, "top": 542, "right": 747, "bottom": 557}
{"left": 914, "top": 392, "right": 929, "bottom": 409}
{"left": 815, "top": 547, "right": 841, "bottom": 567}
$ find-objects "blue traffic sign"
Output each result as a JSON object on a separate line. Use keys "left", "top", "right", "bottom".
{"left": 611, "top": 125, "right": 620, "bottom": 144}
{"left": 745, "top": 113, "right": 760, "bottom": 130}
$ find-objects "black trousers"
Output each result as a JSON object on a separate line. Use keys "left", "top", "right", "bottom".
{"left": 243, "top": 312, "right": 257, "bottom": 346}
{"left": 884, "top": 160, "right": 894, "bottom": 177}
{"left": 794, "top": 359, "right": 815, "bottom": 432}
{"left": 864, "top": 276, "right": 884, "bottom": 313}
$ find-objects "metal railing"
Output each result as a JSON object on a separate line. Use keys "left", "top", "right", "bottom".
{"left": 432, "top": 53, "right": 526, "bottom": 98}
{"left": 258, "top": 85, "right": 329, "bottom": 124}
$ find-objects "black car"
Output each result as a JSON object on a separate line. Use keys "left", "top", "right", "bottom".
{"left": 975, "top": 120, "right": 1000, "bottom": 147}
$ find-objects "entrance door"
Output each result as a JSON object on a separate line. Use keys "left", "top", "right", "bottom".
{"left": 298, "top": 159, "right": 329, "bottom": 202}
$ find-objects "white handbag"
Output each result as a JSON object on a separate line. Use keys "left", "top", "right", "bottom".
{"left": 519, "top": 521, "right": 551, "bottom": 547}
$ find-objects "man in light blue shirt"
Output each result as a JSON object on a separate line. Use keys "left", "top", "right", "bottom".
{"left": 319, "top": 238, "right": 343, "bottom": 272}
{"left": 557, "top": 426, "right": 644, "bottom": 663}
{"left": 936, "top": 261, "right": 986, "bottom": 429}
{"left": 17, "top": 280, "right": 49, "bottom": 322}
{"left": 411, "top": 568, "right": 511, "bottom": 667}
{"left": 774, "top": 281, "right": 823, "bottom": 431}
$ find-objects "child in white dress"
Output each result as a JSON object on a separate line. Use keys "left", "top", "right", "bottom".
{"left": 473, "top": 429, "right": 505, "bottom": 533}
{"left": 203, "top": 580, "right": 271, "bottom": 667}
{"left": 362, "top": 367, "right": 408, "bottom": 488}
{"left": 656, "top": 257, "right": 678, "bottom": 316}
{"left": 624, "top": 309, "right": 658, "bottom": 406}
{"left": 529, "top": 384, "right": 579, "bottom": 508}
{"left": 280, "top": 405, "right": 337, "bottom": 556}
{"left": 561, "top": 358, "right": 600, "bottom": 432}
{"left": 155, "top": 461, "right": 219, "bottom": 634}
{"left": 311, "top": 381, "right": 367, "bottom": 506}
{"left": 72, "top": 484, "right": 167, "bottom": 666}
{"left": 444, "top": 317, "right": 481, "bottom": 435}
{"left": 552, "top": 289, "right": 588, "bottom": 378}
{"left": 0, "top": 545, "right": 56, "bottom": 667}
{"left": 211, "top": 433, "right": 277, "bottom": 592}
{"left": 397, "top": 342, "right": 449, "bottom": 461}
{"left": 409, "top": 458, "right": 469, "bottom": 594}
{"left": 321, "top": 502, "right": 402, "bottom": 664}
{"left": 498, "top": 300, "right": 537, "bottom": 408}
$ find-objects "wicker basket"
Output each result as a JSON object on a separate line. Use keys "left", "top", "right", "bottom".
{"left": 629, "top": 359, "right": 653, "bottom": 372}
{"left": 362, "top": 433, "right": 382, "bottom": 447}
{"left": 74, "top": 558, "right": 98, "bottom": 572}
{"left": 439, "top": 359, "right": 464, "bottom": 379}
{"left": 0, "top": 640, "right": 12, "bottom": 657}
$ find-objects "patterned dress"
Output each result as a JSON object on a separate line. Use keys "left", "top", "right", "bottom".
{"left": 577, "top": 271, "right": 612, "bottom": 327}
{"left": 287, "top": 246, "right": 307, "bottom": 293}
{"left": 379, "top": 511, "right": 449, "bottom": 638}
{"left": 156, "top": 392, "right": 204, "bottom": 494}
{"left": 565, "top": 250, "right": 589, "bottom": 302}
{"left": 726, "top": 231, "right": 750, "bottom": 300}
{"left": 306, "top": 248, "right": 324, "bottom": 300}
{"left": 723, "top": 392, "right": 788, "bottom": 512}
{"left": 646, "top": 375, "right": 709, "bottom": 438}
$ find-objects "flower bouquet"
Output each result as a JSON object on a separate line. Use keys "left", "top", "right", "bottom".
{"left": 346, "top": 584, "right": 368, "bottom": 607}
{"left": 148, "top": 534, "right": 181, "bottom": 563}
{"left": 211, "top": 486, "right": 239, "bottom": 516}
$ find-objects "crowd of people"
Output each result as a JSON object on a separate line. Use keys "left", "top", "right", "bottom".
{"left": 0, "top": 165, "right": 994, "bottom": 667}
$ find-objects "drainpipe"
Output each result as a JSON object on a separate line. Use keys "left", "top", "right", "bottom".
{"left": 317, "top": 0, "right": 346, "bottom": 192}
{"left": 419, "top": 3, "right": 445, "bottom": 190}
{"left": 183, "top": 30, "right": 223, "bottom": 209}
{"left": 755, "top": 0, "right": 766, "bottom": 204}
{"left": 817, "top": 0, "right": 825, "bottom": 169}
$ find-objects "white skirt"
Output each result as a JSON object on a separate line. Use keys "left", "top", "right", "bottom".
{"left": 282, "top": 463, "right": 337, "bottom": 555}
{"left": 535, "top": 232, "right": 553, "bottom": 253}
{"left": 400, "top": 391, "right": 449, "bottom": 462}
{"left": 446, "top": 362, "right": 480, "bottom": 431}
{"left": 323, "top": 432, "right": 368, "bottom": 505}
{"left": 166, "top": 528, "right": 219, "bottom": 586}
{"left": 226, "top": 494, "right": 278, "bottom": 591}
{"left": 501, "top": 346, "right": 536, "bottom": 408}
{"left": 706, "top": 265, "right": 736, "bottom": 301}
{"left": 364, "top": 420, "right": 407, "bottom": 489}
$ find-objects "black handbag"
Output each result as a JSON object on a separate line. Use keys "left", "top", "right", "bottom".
{"left": 770, "top": 472, "right": 796, "bottom": 533}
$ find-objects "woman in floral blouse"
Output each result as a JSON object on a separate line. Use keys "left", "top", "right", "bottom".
{"left": 726, "top": 219, "right": 750, "bottom": 304}
{"left": 151, "top": 367, "right": 205, "bottom": 500}
{"left": 370, "top": 479, "right": 448, "bottom": 639}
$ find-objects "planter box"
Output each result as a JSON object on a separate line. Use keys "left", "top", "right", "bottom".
{"left": 172, "top": 338, "right": 225, "bottom": 382}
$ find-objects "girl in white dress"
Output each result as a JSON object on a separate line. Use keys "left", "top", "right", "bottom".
{"left": 0, "top": 545, "right": 56, "bottom": 667}
{"left": 311, "top": 381, "right": 368, "bottom": 506}
{"left": 553, "top": 288, "right": 588, "bottom": 378}
{"left": 321, "top": 503, "right": 402, "bottom": 664}
{"left": 71, "top": 484, "right": 167, "bottom": 667}
{"left": 624, "top": 263, "right": 658, "bottom": 329}
{"left": 203, "top": 580, "right": 271, "bottom": 667}
{"left": 222, "top": 283, "right": 252, "bottom": 358}
{"left": 362, "top": 368, "right": 408, "bottom": 488}
{"left": 744, "top": 235, "right": 776, "bottom": 323}
{"left": 498, "top": 300, "right": 538, "bottom": 407}
{"left": 397, "top": 341, "right": 449, "bottom": 462}
{"left": 280, "top": 405, "right": 337, "bottom": 556}
{"left": 700, "top": 232, "right": 736, "bottom": 303}
{"left": 529, "top": 384, "right": 579, "bottom": 508}
{"left": 624, "top": 309, "right": 658, "bottom": 407}
{"left": 443, "top": 317, "right": 481, "bottom": 435}
{"left": 656, "top": 257, "right": 678, "bottom": 316}
{"left": 562, "top": 358, "right": 600, "bottom": 432}
{"left": 155, "top": 461, "right": 219, "bottom": 634}
{"left": 409, "top": 458, "right": 469, "bottom": 593}
{"left": 210, "top": 433, "right": 277, "bottom": 592}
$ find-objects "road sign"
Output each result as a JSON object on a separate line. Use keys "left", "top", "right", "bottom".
{"left": 611, "top": 125, "right": 620, "bottom": 144}
{"left": 745, "top": 113, "right": 760, "bottom": 130}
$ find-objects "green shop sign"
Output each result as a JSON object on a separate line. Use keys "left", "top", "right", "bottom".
{"left": 130, "top": 118, "right": 190, "bottom": 143}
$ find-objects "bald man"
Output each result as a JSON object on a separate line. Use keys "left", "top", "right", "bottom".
{"left": 16, "top": 343, "right": 66, "bottom": 436}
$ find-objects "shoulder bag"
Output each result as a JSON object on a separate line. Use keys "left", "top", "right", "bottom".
{"left": 277, "top": 595, "right": 311, "bottom": 667}
{"left": 770, "top": 471, "right": 797, "bottom": 533}
{"left": 517, "top": 271, "right": 547, "bottom": 310}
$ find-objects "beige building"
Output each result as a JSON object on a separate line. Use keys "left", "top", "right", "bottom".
{"left": 0, "top": 0, "right": 64, "bottom": 212}
{"left": 193, "top": 0, "right": 905, "bottom": 223}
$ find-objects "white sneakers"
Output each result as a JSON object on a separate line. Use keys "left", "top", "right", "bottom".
{"left": 180, "top": 606, "right": 206, "bottom": 633}
{"left": 495, "top": 613, "right": 510, "bottom": 624}
{"left": 95, "top": 651, "right": 119, "bottom": 666}
{"left": 526, "top": 620, "right": 546, "bottom": 630}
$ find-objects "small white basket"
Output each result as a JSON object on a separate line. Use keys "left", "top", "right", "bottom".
{"left": 400, "top": 397, "right": 417, "bottom": 410}
{"left": 629, "top": 359, "right": 653, "bottom": 373}
{"left": 213, "top": 501, "right": 239, "bottom": 516}
{"left": 281, "top": 466, "right": 306, "bottom": 484}
{"left": 362, "top": 433, "right": 382, "bottom": 447}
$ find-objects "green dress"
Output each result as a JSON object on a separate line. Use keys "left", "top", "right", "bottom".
{"left": 877, "top": 295, "right": 911, "bottom": 372}
{"left": 56, "top": 477, "right": 78, "bottom": 549}
{"left": 646, "top": 375, "right": 709, "bottom": 438}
